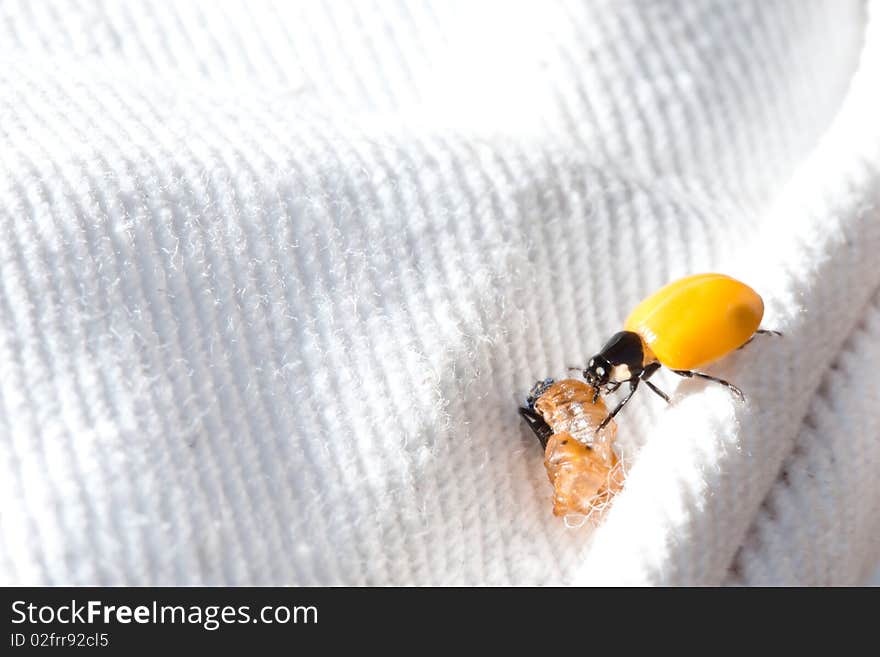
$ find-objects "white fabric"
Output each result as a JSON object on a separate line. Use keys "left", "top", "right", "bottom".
{"left": 1, "top": 1, "right": 878, "bottom": 586}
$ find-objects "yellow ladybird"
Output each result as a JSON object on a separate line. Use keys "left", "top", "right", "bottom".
{"left": 581, "top": 273, "right": 779, "bottom": 431}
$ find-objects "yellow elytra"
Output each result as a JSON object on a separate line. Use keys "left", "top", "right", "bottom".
{"left": 624, "top": 273, "right": 764, "bottom": 370}
{"left": 576, "top": 273, "right": 777, "bottom": 432}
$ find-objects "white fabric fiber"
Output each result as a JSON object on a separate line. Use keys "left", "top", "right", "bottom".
{"left": 0, "top": 0, "right": 878, "bottom": 585}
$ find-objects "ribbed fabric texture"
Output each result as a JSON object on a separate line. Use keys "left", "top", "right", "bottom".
{"left": 0, "top": 1, "right": 878, "bottom": 585}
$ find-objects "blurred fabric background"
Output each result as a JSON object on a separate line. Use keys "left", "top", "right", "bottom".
{"left": 0, "top": 0, "right": 878, "bottom": 585}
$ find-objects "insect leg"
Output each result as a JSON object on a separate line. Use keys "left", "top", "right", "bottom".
{"left": 670, "top": 369, "right": 744, "bottom": 401}
{"left": 643, "top": 380, "right": 670, "bottom": 403}
{"left": 638, "top": 362, "right": 670, "bottom": 403}
{"left": 519, "top": 407, "right": 554, "bottom": 449}
{"left": 596, "top": 378, "right": 639, "bottom": 433}
{"left": 738, "top": 329, "right": 782, "bottom": 350}
{"left": 639, "top": 362, "right": 669, "bottom": 404}
{"left": 604, "top": 381, "right": 622, "bottom": 395}
{"left": 641, "top": 361, "right": 662, "bottom": 379}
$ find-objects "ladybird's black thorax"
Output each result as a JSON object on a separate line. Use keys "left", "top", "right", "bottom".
{"left": 596, "top": 330, "right": 646, "bottom": 374}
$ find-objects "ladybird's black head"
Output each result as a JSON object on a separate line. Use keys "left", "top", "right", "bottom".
{"left": 583, "top": 356, "right": 612, "bottom": 390}
{"left": 525, "top": 378, "right": 555, "bottom": 410}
